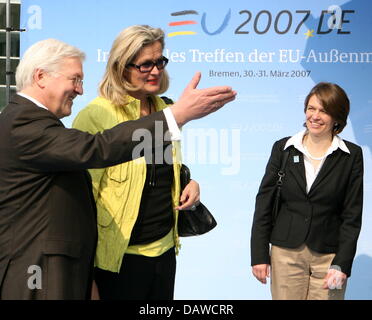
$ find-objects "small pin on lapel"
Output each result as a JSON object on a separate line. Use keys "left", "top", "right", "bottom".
{"left": 293, "top": 155, "right": 299, "bottom": 163}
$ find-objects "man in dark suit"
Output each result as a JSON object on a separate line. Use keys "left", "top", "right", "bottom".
{"left": 0, "top": 39, "right": 236, "bottom": 299}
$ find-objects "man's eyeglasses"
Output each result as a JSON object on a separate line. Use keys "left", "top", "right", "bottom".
{"left": 54, "top": 72, "right": 84, "bottom": 88}
{"left": 127, "top": 56, "right": 169, "bottom": 73}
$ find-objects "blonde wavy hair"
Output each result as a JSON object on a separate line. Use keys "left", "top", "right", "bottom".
{"left": 99, "top": 25, "right": 170, "bottom": 106}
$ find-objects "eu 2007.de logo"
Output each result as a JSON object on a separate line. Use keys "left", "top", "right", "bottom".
{"left": 167, "top": 6, "right": 354, "bottom": 38}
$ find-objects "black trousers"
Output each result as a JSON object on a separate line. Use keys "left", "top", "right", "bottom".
{"left": 1, "top": 251, "right": 93, "bottom": 300}
{"left": 95, "top": 247, "right": 176, "bottom": 300}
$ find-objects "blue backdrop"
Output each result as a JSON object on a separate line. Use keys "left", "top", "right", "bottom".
{"left": 20, "top": 0, "right": 372, "bottom": 299}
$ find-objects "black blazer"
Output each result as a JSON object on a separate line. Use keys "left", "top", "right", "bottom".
{"left": 251, "top": 136, "right": 363, "bottom": 277}
{"left": 0, "top": 95, "right": 170, "bottom": 298}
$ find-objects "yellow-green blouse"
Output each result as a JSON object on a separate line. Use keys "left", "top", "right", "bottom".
{"left": 72, "top": 95, "right": 181, "bottom": 273}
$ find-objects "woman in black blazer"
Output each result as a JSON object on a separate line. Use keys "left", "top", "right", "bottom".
{"left": 250, "top": 82, "right": 363, "bottom": 300}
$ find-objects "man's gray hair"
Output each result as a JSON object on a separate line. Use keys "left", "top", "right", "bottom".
{"left": 16, "top": 38, "right": 86, "bottom": 91}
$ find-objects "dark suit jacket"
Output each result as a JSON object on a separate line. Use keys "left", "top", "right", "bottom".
{"left": 0, "top": 95, "right": 171, "bottom": 299}
{"left": 251, "top": 136, "right": 363, "bottom": 277}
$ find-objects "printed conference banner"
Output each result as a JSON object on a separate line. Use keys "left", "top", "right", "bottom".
{"left": 20, "top": 0, "right": 372, "bottom": 300}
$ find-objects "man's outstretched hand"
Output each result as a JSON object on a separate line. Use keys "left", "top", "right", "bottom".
{"left": 170, "top": 72, "right": 237, "bottom": 126}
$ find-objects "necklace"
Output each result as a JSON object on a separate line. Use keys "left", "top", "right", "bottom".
{"left": 303, "top": 145, "right": 327, "bottom": 161}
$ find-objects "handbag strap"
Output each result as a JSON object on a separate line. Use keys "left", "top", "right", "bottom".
{"left": 272, "top": 149, "right": 290, "bottom": 225}
{"left": 276, "top": 150, "right": 289, "bottom": 187}
{"left": 160, "top": 96, "right": 174, "bottom": 105}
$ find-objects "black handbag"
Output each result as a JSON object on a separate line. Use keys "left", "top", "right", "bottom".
{"left": 178, "top": 165, "right": 217, "bottom": 237}
{"left": 271, "top": 150, "right": 289, "bottom": 225}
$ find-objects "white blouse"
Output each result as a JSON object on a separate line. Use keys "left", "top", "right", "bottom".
{"left": 284, "top": 129, "right": 350, "bottom": 193}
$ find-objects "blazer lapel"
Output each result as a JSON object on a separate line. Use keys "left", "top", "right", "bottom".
{"left": 308, "top": 149, "right": 343, "bottom": 195}
{"left": 287, "top": 149, "right": 307, "bottom": 195}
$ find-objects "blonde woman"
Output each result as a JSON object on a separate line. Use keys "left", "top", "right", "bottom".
{"left": 73, "top": 25, "right": 224, "bottom": 299}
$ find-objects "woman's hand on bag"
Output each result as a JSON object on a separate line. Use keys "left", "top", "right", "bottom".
{"left": 176, "top": 179, "right": 200, "bottom": 210}
{"left": 252, "top": 264, "right": 270, "bottom": 284}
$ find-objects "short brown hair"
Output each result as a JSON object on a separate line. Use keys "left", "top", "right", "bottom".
{"left": 304, "top": 82, "right": 350, "bottom": 134}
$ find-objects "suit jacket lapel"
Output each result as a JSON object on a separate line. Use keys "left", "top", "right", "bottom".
{"left": 308, "top": 149, "right": 343, "bottom": 195}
